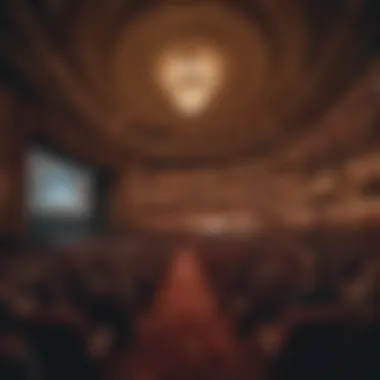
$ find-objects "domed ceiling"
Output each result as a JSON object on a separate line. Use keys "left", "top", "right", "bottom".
{"left": 0, "top": 0, "right": 379, "bottom": 164}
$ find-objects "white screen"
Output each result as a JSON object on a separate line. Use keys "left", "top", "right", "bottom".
{"left": 26, "top": 148, "right": 95, "bottom": 219}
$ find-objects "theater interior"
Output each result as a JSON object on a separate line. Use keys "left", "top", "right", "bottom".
{"left": 0, "top": 0, "right": 380, "bottom": 379}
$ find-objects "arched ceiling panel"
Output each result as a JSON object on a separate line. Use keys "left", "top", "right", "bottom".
{"left": 0, "top": 0, "right": 378, "bottom": 163}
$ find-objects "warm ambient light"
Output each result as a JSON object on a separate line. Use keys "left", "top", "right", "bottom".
{"left": 155, "top": 41, "right": 226, "bottom": 117}
{"left": 188, "top": 213, "right": 255, "bottom": 235}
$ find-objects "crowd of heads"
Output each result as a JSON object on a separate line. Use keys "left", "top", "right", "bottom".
{"left": 0, "top": 232, "right": 379, "bottom": 379}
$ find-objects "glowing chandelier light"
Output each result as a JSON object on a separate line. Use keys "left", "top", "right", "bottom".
{"left": 155, "top": 41, "right": 226, "bottom": 117}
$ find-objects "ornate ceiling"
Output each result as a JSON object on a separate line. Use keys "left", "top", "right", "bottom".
{"left": 0, "top": 0, "right": 379, "bottom": 164}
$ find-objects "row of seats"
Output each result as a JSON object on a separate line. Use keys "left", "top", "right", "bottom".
{"left": 0, "top": 236, "right": 379, "bottom": 379}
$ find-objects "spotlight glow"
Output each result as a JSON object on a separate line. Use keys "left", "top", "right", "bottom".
{"left": 155, "top": 41, "right": 225, "bottom": 117}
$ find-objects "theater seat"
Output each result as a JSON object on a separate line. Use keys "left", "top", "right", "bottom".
{"left": 274, "top": 322, "right": 380, "bottom": 380}
{"left": 25, "top": 322, "right": 97, "bottom": 380}
{"left": 0, "top": 355, "right": 35, "bottom": 380}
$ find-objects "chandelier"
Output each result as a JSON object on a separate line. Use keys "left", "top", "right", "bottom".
{"left": 155, "top": 41, "right": 226, "bottom": 117}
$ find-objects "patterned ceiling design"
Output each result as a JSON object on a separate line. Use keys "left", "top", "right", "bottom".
{"left": 0, "top": 0, "right": 379, "bottom": 163}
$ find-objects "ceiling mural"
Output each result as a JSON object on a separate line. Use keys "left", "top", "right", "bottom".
{"left": 0, "top": 0, "right": 379, "bottom": 162}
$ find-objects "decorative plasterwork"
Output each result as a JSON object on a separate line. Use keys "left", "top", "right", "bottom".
{"left": 0, "top": 0, "right": 378, "bottom": 160}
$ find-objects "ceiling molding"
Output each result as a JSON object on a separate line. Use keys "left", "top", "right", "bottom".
{"left": 0, "top": 0, "right": 378, "bottom": 163}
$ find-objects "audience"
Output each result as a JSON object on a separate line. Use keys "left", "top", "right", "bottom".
{"left": 0, "top": 235, "right": 378, "bottom": 379}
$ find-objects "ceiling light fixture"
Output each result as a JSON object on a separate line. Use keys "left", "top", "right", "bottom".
{"left": 155, "top": 41, "right": 226, "bottom": 117}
